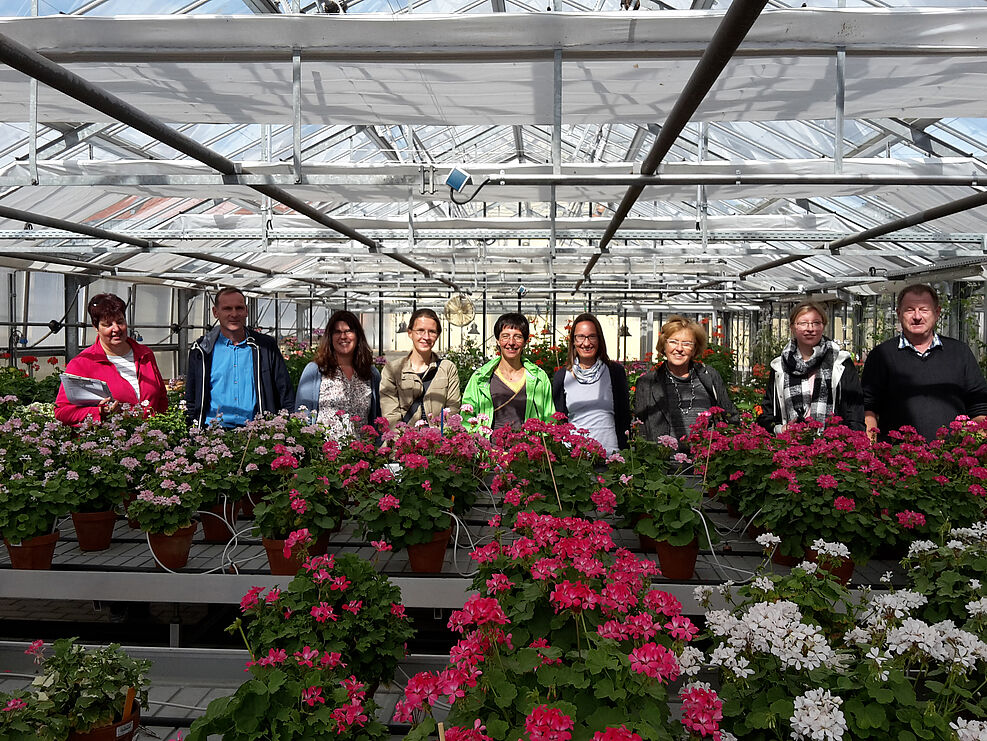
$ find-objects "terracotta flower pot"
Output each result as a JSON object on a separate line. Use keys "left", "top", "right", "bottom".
{"left": 407, "top": 528, "right": 452, "bottom": 573}
{"left": 805, "top": 548, "right": 855, "bottom": 586}
{"left": 71, "top": 511, "right": 118, "bottom": 552}
{"left": 147, "top": 523, "right": 197, "bottom": 571}
{"left": 4, "top": 530, "right": 60, "bottom": 570}
{"left": 635, "top": 514, "right": 659, "bottom": 552}
{"left": 237, "top": 494, "right": 256, "bottom": 519}
{"left": 200, "top": 500, "right": 238, "bottom": 543}
{"left": 67, "top": 704, "right": 140, "bottom": 741}
{"left": 655, "top": 538, "right": 700, "bottom": 580}
{"left": 262, "top": 532, "right": 332, "bottom": 575}
{"left": 122, "top": 491, "right": 141, "bottom": 529}
{"left": 771, "top": 539, "right": 803, "bottom": 567}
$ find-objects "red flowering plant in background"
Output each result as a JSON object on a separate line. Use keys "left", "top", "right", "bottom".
{"left": 350, "top": 413, "right": 491, "bottom": 551}
{"left": 232, "top": 410, "right": 329, "bottom": 498}
{"left": 398, "top": 512, "right": 714, "bottom": 741}
{"left": 491, "top": 417, "right": 615, "bottom": 518}
{"left": 233, "top": 551, "right": 415, "bottom": 689}
{"left": 742, "top": 420, "right": 901, "bottom": 563}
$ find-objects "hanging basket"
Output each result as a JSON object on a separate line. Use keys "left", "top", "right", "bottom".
{"left": 262, "top": 532, "right": 332, "bottom": 575}
{"left": 147, "top": 523, "right": 197, "bottom": 571}
{"left": 4, "top": 530, "right": 60, "bottom": 570}
{"left": 71, "top": 511, "right": 118, "bottom": 552}
{"left": 655, "top": 538, "right": 700, "bottom": 580}
{"left": 407, "top": 528, "right": 452, "bottom": 573}
{"left": 67, "top": 704, "right": 140, "bottom": 741}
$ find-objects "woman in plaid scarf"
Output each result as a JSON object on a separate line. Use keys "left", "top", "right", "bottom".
{"left": 756, "top": 301, "right": 865, "bottom": 434}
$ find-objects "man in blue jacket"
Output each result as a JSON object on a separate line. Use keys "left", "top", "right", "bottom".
{"left": 185, "top": 287, "right": 295, "bottom": 427}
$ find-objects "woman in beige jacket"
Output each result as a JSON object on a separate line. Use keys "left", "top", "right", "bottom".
{"left": 380, "top": 308, "right": 462, "bottom": 428}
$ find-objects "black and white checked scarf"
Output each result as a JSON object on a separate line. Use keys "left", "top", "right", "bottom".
{"left": 780, "top": 338, "right": 837, "bottom": 425}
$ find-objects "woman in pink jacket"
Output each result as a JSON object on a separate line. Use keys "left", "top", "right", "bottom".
{"left": 55, "top": 293, "right": 169, "bottom": 426}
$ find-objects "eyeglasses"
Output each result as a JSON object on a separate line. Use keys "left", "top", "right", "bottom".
{"left": 573, "top": 334, "right": 598, "bottom": 345}
{"left": 795, "top": 321, "right": 824, "bottom": 329}
{"left": 412, "top": 329, "right": 439, "bottom": 338}
{"left": 331, "top": 329, "right": 356, "bottom": 337}
{"left": 666, "top": 339, "right": 695, "bottom": 349}
{"left": 498, "top": 333, "right": 525, "bottom": 344}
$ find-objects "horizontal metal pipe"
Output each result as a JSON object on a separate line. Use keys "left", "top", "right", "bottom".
{"left": 827, "top": 189, "right": 987, "bottom": 252}
{"left": 0, "top": 203, "right": 340, "bottom": 291}
{"left": 0, "top": 31, "right": 459, "bottom": 293}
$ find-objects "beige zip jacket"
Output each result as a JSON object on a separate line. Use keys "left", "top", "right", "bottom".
{"left": 380, "top": 355, "right": 462, "bottom": 428}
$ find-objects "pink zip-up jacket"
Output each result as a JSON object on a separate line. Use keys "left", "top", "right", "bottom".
{"left": 54, "top": 338, "right": 169, "bottom": 426}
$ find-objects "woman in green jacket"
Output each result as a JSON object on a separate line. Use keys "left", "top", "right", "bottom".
{"left": 462, "top": 312, "right": 553, "bottom": 431}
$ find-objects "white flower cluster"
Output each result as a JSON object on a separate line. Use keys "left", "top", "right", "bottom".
{"left": 790, "top": 688, "right": 847, "bottom": 741}
{"left": 966, "top": 597, "right": 987, "bottom": 618}
{"left": 860, "top": 590, "right": 928, "bottom": 630}
{"left": 906, "top": 540, "right": 938, "bottom": 557}
{"left": 885, "top": 618, "right": 987, "bottom": 671}
{"left": 797, "top": 561, "right": 819, "bottom": 575}
{"left": 810, "top": 539, "right": 851, "bottom": 560}
{"left": 707, "top": 601, "right": 837, "bottom": 675}
{"left": 677, "top": 646, "right": 705, "bottom": 677}
{"left": 751, "top": 576, "right": 774, "bottom": 593}
{"left": 948, "top": 521, "right": 987, "bottom": 544}
{"left": 951, "top": 718, "right": 987, "bottom": 741}
{"left": 755, "top": 532, "right": 781, "bottom": 549}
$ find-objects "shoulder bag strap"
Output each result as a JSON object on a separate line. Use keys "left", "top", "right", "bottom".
{"left": 401, "top": 357, "right": 441, "bottom": 425}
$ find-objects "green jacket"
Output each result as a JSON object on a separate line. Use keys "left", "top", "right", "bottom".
{"left": 462, "top": 356, "right": 554, "bottom": 430}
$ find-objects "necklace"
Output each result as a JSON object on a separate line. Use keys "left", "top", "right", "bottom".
{"left": 667, "top": 367, "right": 694, "bottom": 414}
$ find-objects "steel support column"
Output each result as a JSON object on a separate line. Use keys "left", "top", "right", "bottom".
{"left": 63, "top": 275, "right": 90, "bottom": 361}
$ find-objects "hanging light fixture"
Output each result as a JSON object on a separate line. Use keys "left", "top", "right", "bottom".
{"left": 618, "top": 324, "right": 632, "bottom": 337}
{"left": 468, "top": 322, "right": 479, "bottom": 336}
{"left": 397, "top": 318, "right": 408, "bottom": 333}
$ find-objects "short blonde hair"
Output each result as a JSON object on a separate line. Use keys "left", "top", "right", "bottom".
{"left": 656, "top": 315, "right": 708, "bottom": 358}
{"left": 788, "top": 301, "right": 828, "bottom": 329}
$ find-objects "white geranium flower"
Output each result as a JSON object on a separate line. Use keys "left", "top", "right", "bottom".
{"left": 790, "top": 688, "right": 847, "bottom": 741}
{"left": 966, "top": 597, "right": 987, "bottom": 618}
{"left": 907, "top": 540, "right": 938, "bottom": 557}
{"left": 676, "top": 646, "right": 705, "bottom": 677}
{"left": 693, "top": 585, "right": 714, "bottom": 604}
{"left": 751, "top": 577, "right": 774, "bottom": 593}
{"left": 951, "top": 718, "right": 987, "bottom": 741}
{"left": 811, "top": 539, "right": 851, "bottom": 560}
{"left": 798, "top": 561, "right": 819, "bottom": 575}
{"left": 970, "top": 579, "right": 982, "bottom": 591}
{"left": 755, "top": 532, "right": 781, "bottom": 549}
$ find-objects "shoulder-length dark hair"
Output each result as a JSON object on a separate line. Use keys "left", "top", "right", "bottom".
{"left": 313, "top": 310, "right": 374, "bottom": 381}
{"left": 565, "top": 312, "right": 610, "bottom": 370}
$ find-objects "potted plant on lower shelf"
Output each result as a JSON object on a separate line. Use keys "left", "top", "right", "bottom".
{"left": 0, "top": 638, "right": 150, "bottom": 741}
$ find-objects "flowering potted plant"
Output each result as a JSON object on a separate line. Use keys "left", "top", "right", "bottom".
{"left": 183, "top": 425, "right": 247, "bottom": 542}
{"left": 186, "top": 645, "right": 386, "bottom": 741}
{"left": 129, "top": 452, "right": 206, "bottom": 569}
{"left": 234, "top": 551, "right": 415, "bottom": 689}
{"left": 0, "top": 415, "right": 73, "bottom": 568}
{"left": 903, "top": 521, "right": 987, "bottom": 627}
{"left": 1, "top": 638, "right": 150, "bottom": 741}
{"left": 253, "top": 456, "right": 347, "bottom": 574}
{"left": 695, "top": 536, "right": 987, "bottom": 740}
{"left": 491, "top": 417, "right": 611, "bottom": 517}
{"left": 399, "top": 512, "right": 715, "bottom": 741}
{"left": 350, "top": 417, "right": 487, "bottom": 571}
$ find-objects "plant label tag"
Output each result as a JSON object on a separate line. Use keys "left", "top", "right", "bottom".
{"left": 116, "top": 720, "right": 134, "bottom": 737}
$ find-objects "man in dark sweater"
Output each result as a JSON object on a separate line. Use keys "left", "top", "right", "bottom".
{"left": 862, "top": 283, "right": 987, "bottom": 441}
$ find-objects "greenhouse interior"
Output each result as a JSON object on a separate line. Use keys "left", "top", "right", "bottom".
{"left": 1, "top": 0, "right": 987, "bottom": 739}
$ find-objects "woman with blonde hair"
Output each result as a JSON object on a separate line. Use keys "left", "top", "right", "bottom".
{"left": 635, "top": 315, "right": 738, "bottom": 448}
{"left": 757, "top": 301, "right": 864, "bottom": 433}
{"left": 380, "top": 308, "right": 461, "bottom": 427}
{"left": 551, "top": 312, "right": 630, "bottom": 452}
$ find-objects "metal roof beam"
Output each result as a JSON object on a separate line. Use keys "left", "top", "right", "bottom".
{"left": 581, "top": 0, "right": 769, "bottom": 291}
{"left": 0, "top": 31, "right": 459, "bottom": 293}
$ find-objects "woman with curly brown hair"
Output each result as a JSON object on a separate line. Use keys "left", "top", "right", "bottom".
{"left": 295, "top": 310, "right": 381, "bottom": 439}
